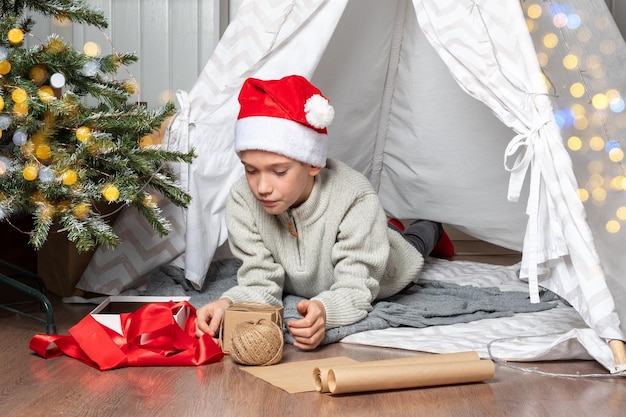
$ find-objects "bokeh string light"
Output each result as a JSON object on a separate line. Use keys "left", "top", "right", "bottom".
{"left": 524, "top": 0, "right": 626, "bottom": 236}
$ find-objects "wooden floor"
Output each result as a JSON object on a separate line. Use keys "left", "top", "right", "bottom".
{"left": 1, "top": 236, "right": 625, "bottom": 417}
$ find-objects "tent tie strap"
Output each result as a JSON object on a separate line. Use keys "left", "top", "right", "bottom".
{"left": 503, "top": 119, "right": 551, "bottom": 303}
{"left": 503, "top": 119, "right": 550, "bottom": 203}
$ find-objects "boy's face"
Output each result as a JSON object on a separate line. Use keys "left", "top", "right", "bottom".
{"left": 240, "top": 150, "right": 321, "bottom": 215}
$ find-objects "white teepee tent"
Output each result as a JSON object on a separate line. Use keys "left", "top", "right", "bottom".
{"left": 78, "top": 0, "right": 626, "bottom": 372}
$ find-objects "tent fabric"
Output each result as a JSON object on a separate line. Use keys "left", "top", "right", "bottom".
{"left": 412, "top": 0, "right": 622, "bottom": 342}
{"left": 77, "top": 0, "right": 626, "bottom": 369}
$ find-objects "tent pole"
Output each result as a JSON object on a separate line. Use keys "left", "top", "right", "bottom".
{"left": 609, "top": 339, "right": 626, "bottom": 367}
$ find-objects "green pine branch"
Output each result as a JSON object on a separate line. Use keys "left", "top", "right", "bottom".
{"left": 1, "top": 0, "right": 109, "bottom": 29}
{"left": 0, "top": 0, "right": 196, "bottom": 252}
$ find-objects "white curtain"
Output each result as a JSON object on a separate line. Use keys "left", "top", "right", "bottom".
{"left": 412, "top": 0, "right": 623, "bottom": 343}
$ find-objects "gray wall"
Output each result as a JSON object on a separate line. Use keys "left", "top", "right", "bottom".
{"left": 28, "top": 0, "right": 226, "bottom": 108}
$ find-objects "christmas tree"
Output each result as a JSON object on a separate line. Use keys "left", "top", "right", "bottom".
{"left": 0, "top": 0, "right": 194, "bottom": 252}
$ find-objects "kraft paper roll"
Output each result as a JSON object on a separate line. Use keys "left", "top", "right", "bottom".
{"left": 313, "top": 351, "right": 481, "bottom": 393}
{"left": 326, "top": 359, "right": 495, "bottom": 395}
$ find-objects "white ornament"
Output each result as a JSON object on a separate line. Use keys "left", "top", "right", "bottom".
{"left": 12, "top": 129, "right": 27, "bottom": 146}
{"left": 0, "top": 156, "right": 11, "bottom": 173}
{"left": 304, "top": 94, "right": 334, "bottom": 129}
{"left": 0, "top": 46, "right": 7, "bottom": 60}
{"left": 50, "top": 72, "right": 66, "bottom": 88}
{"left": 0, "top": 115, "right": 12, "bottom": 130}
{"left": 82, "top": 60, "right": 100, "bottom": 77}
{"left": 38, "top": 167, "right": 54, "bottom": 183}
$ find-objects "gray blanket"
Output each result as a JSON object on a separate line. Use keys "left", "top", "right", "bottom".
{"left": 145, "top": 258, "right": 557, "bottom": 346}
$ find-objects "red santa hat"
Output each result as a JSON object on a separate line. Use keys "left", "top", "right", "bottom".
{"left": 234, "top": 75, "right": 334, "bottom": 167}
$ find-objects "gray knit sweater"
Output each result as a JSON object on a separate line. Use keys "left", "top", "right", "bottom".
{"left": 222, "top": 158, "right": 424, "bottom": 329}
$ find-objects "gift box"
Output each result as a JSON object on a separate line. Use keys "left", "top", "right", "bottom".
{"left": 220, "top": 303, "right": 284, "bottom": 353}
{"left": 90, "top": 295, "right": 190, "bottom": 335}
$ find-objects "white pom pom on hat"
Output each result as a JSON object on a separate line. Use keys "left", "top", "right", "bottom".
{"left": 235, "top": 75, "right": 334, "bottom": 167}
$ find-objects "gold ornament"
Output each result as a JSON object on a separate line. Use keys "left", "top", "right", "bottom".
{"left": 102, "top": 184, "right": 120, "bottom": 202}
{"left": 8, "top": 28, "right": 24, "bottom": 45}
{"left": 61, "top": 169, "right": 78, "bottom": 185}
{"left": 38, "top": 86, "right": 55, "bottom": 103}
{"left": 46, "top": 37, "right": 65, "bottom": 54}
{"left": 73, "top": 202, "right": 91, "bottom": 219}
{"left": 21, "top": 141, "right": 35, "bottom": 157}
{"left": 13, "top": 102, "right": 28, "bottom": 116}
{"left": 0, "top": 60, "right": 10, "bottom": 75}
{"left": 124, "top": 79, "right": 138, "bottom": 95}
{"left": 23, "top": 165, "right": 39, "bottom": 181}
{"left": 11, "top": 88, "right": 27, "bottom": 104}
{"left": 29, "top": 65, "right": 48, "bottom": 84}
{"left": 0, "top": 95, "right": 4, "bottom": 111}
{"left": 75, "top": 126, "right": 91, "bottom": 142}
{"left": 35, "top": 144, "right": 52, "bottom": 160}
{"left": 38, "top": 202, "right": 55, "bottom": 221}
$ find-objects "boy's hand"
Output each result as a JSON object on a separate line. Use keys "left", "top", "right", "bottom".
{"left": 195, "top": 298, "right": 233, "bottom": 341}
{"left": 287, "top": 299, "right": 326, "bottom": 350}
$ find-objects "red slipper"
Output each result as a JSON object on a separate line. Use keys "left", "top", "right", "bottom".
{"left": 388, "top": 218, "right": 405, "bottom": 232}
{"left": 430, "top": 229, "right": 455, "bottom": 258}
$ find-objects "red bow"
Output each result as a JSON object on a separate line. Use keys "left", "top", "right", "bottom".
{"left": 29, "top": 301, "right": 224, "bottom": 371}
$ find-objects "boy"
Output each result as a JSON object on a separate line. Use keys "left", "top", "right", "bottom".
{"left": 195, "top": 75, "right": 445, "bottom": 350}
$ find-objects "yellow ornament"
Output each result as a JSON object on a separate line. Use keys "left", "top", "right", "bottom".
{"left": 0, "top": 95, "right": 4, "bottom": 111}
{"left": 11, "top": 88, "right": 27, "bottom": 104}
{"left": 0, "top": 60, "right": 10, "bottom": 75}
{"left": 102, "top": 184, "right": 120, "bottom": 202}
{"left": 30, "top": 65, "right": 48, "bottom": 84}
{"left": 35, "top": 144, "right": 52, "bottom": 160}
{"left": 62, "top": 169, "right": 78, "bottom": 185}
{"left": 76, "top": 126, "right": 91, "bottom": 142}
{"left": 23, "top": 165, "right": 39, "bottom": 181}
{"left": 83, "top": 41, "right": 100, "bottom": 57}
{"left": 13, "top": 101, "right": 28, "bottom": 116}
{"left": 8, "top": 28, "right": 24, "bottom": 45}
{"left": 73, "top": 202, "right": 91, "bottom": 219}
{"left": 38, "top": 86, "right": 56, "bottom": 103}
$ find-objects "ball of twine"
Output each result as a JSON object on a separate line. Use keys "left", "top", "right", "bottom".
{"left": 229, "top": 319, "right": 284, "bottom": 366}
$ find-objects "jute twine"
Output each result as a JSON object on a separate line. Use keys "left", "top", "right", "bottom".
{"left": 229, "top": 318, "right": 284, "bottom": 366}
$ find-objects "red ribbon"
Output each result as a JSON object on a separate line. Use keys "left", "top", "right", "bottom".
{"left": 29, "top": 301, "right": 224, "bottom": 371}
